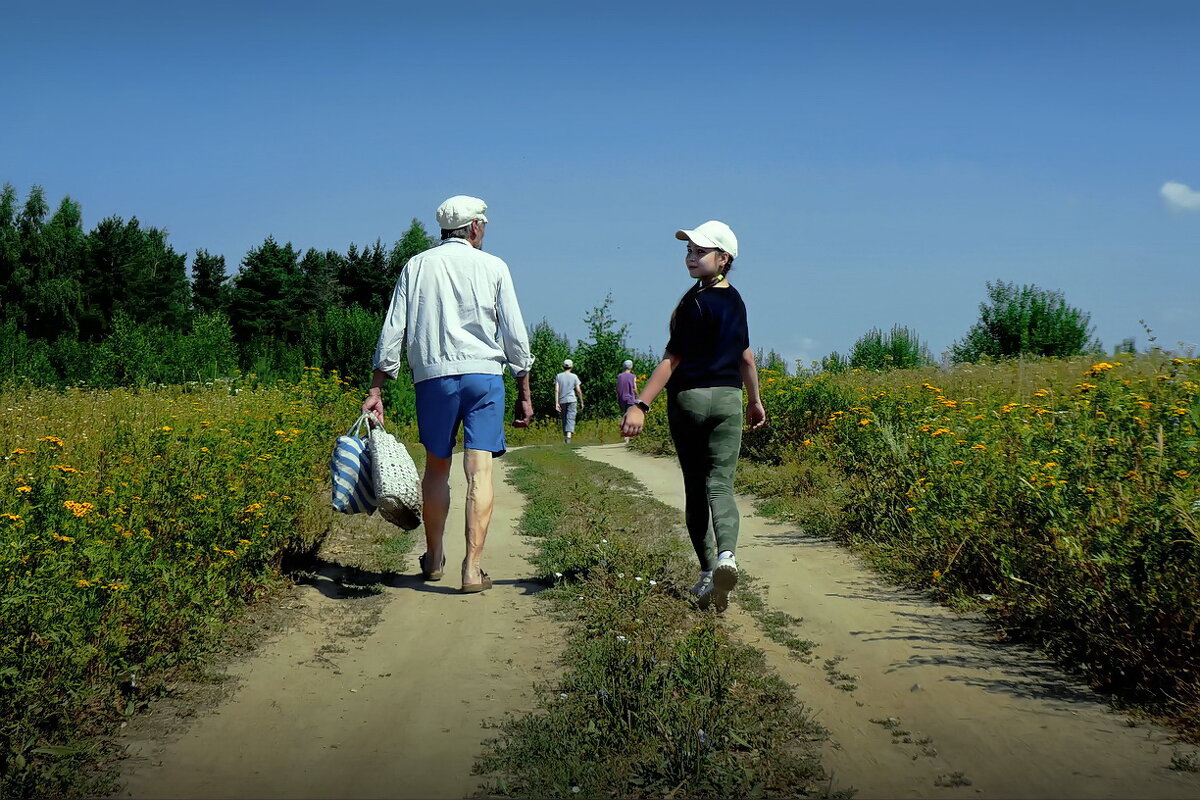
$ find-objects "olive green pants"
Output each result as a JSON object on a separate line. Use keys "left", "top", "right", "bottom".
{"left": 667, "top": 386, "right": 743, "bottom": 572}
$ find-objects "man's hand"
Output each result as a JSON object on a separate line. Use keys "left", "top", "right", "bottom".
{"left": 745, "top": 401, "right": 767, "bottom": 430}
{"left": 363, "top": 392, "right": 385, "bottom": 425}
{"left": 620, "top": 406, "right": 645, "bottom": 438}
{"left": 513, "top": 398, "right": 533, "bottom": 428}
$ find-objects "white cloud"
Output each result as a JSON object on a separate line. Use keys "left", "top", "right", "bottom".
{"left": 1161, "top": 181, "right": 1200, "bottom": 212}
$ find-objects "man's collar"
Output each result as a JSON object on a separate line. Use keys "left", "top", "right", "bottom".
{"left": 440, "top": 238, "right": 472, "bottom": 247}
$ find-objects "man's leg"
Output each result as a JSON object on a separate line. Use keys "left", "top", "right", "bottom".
{"left": 462, "top": 448, "right": 494, "bottom": 586}
{"left": 422, "top": 450, "right": 452, "bottom": 568}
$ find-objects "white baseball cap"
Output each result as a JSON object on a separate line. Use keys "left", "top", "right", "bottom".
{"left": 436, "top": 195, "right": 488, "bottom": 230}
{"left": 675, "top": 220, "right": 738, "bottom": 260}
{"left": 563, "top": 359, "right": 573, "bottom": 368}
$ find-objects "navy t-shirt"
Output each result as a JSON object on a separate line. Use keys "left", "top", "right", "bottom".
{"left": 665, "top": 284, "right": 750, "bottom": 392}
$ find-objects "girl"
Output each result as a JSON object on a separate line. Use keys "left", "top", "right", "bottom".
{"left": 621, "top": 220, "right": 766, "bottom": 611}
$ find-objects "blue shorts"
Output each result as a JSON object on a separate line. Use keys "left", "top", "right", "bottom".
{"left": 415, "top": 374, "right": 506, "bottom": 459}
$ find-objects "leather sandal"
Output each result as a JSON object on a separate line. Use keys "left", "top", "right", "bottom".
{"left": 419, "top": 552, "right": 445, "bottom": 581}
{"left": 459, "top": 571, "right": 493, "bottom": 594}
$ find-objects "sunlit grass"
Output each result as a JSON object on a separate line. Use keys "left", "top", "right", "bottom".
{"left": 0, "top": 369, "right": 363, "bottom": 796}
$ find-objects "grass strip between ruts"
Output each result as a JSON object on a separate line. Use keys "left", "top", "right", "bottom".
{"left": 473, "top": 447, "right": 840, "bottom": 799}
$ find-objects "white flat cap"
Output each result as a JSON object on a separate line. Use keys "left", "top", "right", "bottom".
{"left": 436, "top": 195, "right": 488, "bottom": 230}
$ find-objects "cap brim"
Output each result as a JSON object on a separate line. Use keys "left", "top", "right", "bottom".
{"left": 675, "top": 229, "right": 720, "bottom": 249}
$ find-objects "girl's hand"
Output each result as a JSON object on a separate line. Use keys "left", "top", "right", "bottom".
{"left": 746, "top": 401, "right": 766, "bottom": 430}
{"left": 621, "top": 406, "right": 645, "bottom": 437}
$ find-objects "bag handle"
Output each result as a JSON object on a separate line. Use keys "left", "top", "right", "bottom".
{"left": 347, "top": 412, "right": 384, "bottom": 437}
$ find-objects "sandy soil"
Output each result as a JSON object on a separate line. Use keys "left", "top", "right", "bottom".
{"left": 115, "top": 458, "right": 564, "bottom": 800}
{"left": 113, "top": 443, "right": 1200, "bottom": 800}
{"left": 581, "top": 443, "right": 1200, "bottom": 799}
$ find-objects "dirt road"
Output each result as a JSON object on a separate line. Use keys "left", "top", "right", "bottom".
{"left": 581, "top": 443, "right": 1200, "bottom": 799}
{"left": 116, "top": 444, "right": 1200, "bottom": 800}
{"left": 116, "top": 458, "right": 563, "bottom": 800}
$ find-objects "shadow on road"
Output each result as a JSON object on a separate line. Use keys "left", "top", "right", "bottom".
{"left": 289, "top": 557, "right": 548, "bottom": 599}
{"left": 754, "top": 520, "right": 1107, "bottom": 708}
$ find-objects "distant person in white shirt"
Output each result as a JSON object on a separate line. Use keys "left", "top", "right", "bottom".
{"left": 364, "top": 195, "right": 534, "bottom": 594}
{"left": 554, "top": 359, "right": 584, "bottom": 444}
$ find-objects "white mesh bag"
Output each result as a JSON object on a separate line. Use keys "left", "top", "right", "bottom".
{"left": 367, "top": 419, "right": 422, "bottom": 530}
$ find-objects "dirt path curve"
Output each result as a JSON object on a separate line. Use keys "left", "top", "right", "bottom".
{"left": 116, "top": 458, "right": 562, "bottom": 800}
{"left": 581, "top": 444, "right": 1200, "bottom": 800}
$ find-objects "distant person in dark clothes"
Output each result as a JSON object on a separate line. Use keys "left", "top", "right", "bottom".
{"left": 616, "top": 359, "right": 639, "bottom": 443}
{"left": 620, "top": 220, "right": 765, "bottom": 612}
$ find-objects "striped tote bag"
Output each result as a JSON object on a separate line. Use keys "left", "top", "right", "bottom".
{"left": 330, "top": 413, "right": 377, "bottom": 515}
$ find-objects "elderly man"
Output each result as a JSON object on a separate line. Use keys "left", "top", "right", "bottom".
{"left": 364, "top": 195, "right": 534, "bottom": 593}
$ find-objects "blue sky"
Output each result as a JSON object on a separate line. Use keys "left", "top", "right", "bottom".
{"left": 5, "top": 0, "right": 1198, "bottom": 368}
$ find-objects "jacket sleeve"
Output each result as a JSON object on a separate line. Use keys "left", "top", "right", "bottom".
{"left": 372, "top": 272, "right": 408, "bottom": 379}
{"left": 495, "top": 262, "right": 535, "bottom": 377}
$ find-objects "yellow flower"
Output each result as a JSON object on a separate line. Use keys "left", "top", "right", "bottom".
{"left": 160, "top": 426, "right": 173, "bottom": 432}
{"left": 77, "top": 579, "right": 92, "bottom": 587}
{"left": 16, "top": 486, "right": 32, "bottom": 494}
{"left": 971, "top": 444, "right": 987, "bottom": 451}
{"left": 1, "top": 513, "right": 21, "bottom": 522}
{"left": 63, "top": 501, "right": 95, "bottom": 517}
{"left": 906, "top": 506, "right": 916, "bottom": 512}
{"left": 51, "top": 464, "right": 80, "bottom": 474}
{"left": 53, "top": 533, "right": 75, "bottom": 542}
{"left": 1176, "top": 470, "right": 1190, "bottom": 479}
{"left": 192, "top": 494, "right": 207, "bottom": 501}
{"left": 37, "top": 436, "right": 65, "bottom": 447}
{"left": 10, "top": 448, "right": 32, "bottom": 455}
{"left": 951, "top": 460, "right": 965, "bottom": 466}
{"left": 859, "top": 419, "right": 871, "bottom": 426}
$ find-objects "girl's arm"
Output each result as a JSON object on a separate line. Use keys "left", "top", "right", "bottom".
{"left": 621, "top": 353, "right": 680, "bottom": 437}
{"left": 740, "top": 348, "right": 767, "bottom": 430}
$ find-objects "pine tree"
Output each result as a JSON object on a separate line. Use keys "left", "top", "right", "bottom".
{"left": 0, "top": 184, "right": 21, "bottom": 325}
{"left": 27, "top": 196, "right": 87, "bottom": 339}
{"left": 338, "top": 242, "right": 373, "bottom": 310}
{"left": 228, "top": 236, "right": 302, "bottom": 342}
{"left": 191, "top": 249, "right": 229, "bottom": 316}
{"left": 81, "top": 216, "right": 191, "bottom": 340}
{"left": 296, "top": 248, "right": 339, "bottom": 317}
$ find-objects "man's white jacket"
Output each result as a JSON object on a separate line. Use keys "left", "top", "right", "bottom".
{"left": 373, "top": 238, "right": 535, "bottom": 383}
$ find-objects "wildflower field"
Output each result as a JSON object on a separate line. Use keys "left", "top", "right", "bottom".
{"left": 640, "top": 354, "right": 1200, "bottom": 730}
{"left": 0, "top": 369, "right": 363, "bottom": 796}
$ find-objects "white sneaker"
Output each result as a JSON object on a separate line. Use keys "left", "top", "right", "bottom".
{"left": 713, "top": 554, "right": 738, "bottom": 613}
{"left": 690, "top": 573, "right": 714, "bottom": 611}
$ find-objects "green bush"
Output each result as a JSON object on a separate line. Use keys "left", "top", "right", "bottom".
{"left": 951, "top": 280, "right": 1101, "bottom": 362}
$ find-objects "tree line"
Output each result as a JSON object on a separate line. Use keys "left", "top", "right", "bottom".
{"left": 2, "top": 182, "right": 1111, "bottom": 408}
